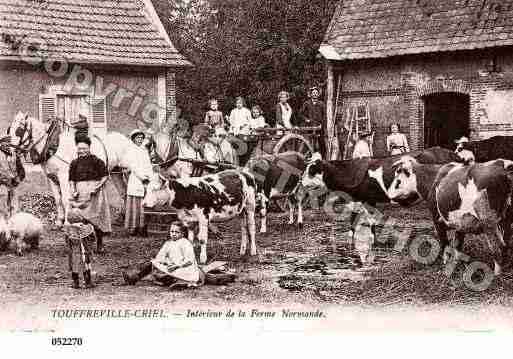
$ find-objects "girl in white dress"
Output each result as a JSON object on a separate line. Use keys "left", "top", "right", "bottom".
{"left": 228, "top": 97, "right": 252, "bottom": 136}
{"left": 386, "top": 123, "right": 410, "bottom": 156}
{"left": 249, "top": 105, "right": 268, "bottom": 131}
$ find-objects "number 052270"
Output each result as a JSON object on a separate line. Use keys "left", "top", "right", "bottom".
{"left": 51, "top": 337, "right": 83, "bottom": 346}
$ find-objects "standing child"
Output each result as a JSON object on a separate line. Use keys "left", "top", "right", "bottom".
{"left": 228, "top": 97, "right": 251, "bottom": 136}
{"left": 249, "top": 105, "right": 268, "bottom": 131}
{"left": 204, "top": 98, "right": 225, "bottom": 132}
{"left": 63, "top": 223, "right": 97, "bottom": 289}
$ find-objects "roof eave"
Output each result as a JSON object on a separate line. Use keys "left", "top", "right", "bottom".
{"left": 0, "top": 55, "right": 194, "bottom": 68}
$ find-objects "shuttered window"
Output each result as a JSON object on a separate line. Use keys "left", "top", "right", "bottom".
{"left": 39, "top": 95, "right": 56, "bottom": 122}
{"left": 90, "top": 96, "right": 107, "bottom": 136}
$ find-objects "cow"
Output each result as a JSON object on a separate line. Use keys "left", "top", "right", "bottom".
{"left": 301, "top": 147, "right": 461, "bottom": 207}
{"left": 142, "top": 169, "right": 257, "bottom": 264}
{"left": 387, "top": 156, "right": 513, "bottom": 275}
{"left": 300, "top": 147, "right": 461, "bottom": 251}
{"left": 245, "top": 151, "right": 307, "bottom": 233}
{"left": 456, "top": 136, "right": 513, "bottom": 162}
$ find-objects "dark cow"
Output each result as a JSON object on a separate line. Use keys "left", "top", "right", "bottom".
{"left": 245, "top": 151, "right": 307, "bottom": 232}
{"left": 388, "top": 157, "right": 513, "bottom": 275}
{"left": 457, "top": 136, "right": 513, "bottom": 162}
{"left": 301, "top": 146, "right": 461, "bottom": 207}
{"left": 142, "top": 169, "right": 257, "bottom": 263}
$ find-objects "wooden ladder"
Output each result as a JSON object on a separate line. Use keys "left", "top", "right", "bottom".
{"left": 343, "top": 104, "right": 373, "bottom": 159}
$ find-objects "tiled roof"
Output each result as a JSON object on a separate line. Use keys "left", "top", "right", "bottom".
{"left": 321, "top": 0, "right": 513, "bottom": 60}
{"left": 0, "top": 0, "right": 192, "bottom": 67}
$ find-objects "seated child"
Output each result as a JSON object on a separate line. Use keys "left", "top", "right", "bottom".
{"left": 123, "top": 221, "right": 203, "bottom": 288}
{"left": 249, "top": 105, "right": 268, "bottom": 132}
{"left": 228, "top": 97, "right": 251, "bottom": 136}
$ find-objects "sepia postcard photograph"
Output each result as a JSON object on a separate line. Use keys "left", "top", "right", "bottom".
{"left": 1, "top": 0, "right": 513, "bottom": 354}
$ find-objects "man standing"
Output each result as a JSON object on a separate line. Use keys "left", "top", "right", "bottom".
{"left": 300, "top": 87, "right": 326, "bottom": 157}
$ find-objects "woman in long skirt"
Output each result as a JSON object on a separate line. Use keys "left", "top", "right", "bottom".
{"left": 125, "top": 129, "right": 151, "bottom": 237}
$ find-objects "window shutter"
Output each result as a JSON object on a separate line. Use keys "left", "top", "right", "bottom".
{"left": 39, "top": 94, "right": 56, "bottom": 122}
{"left": 90, "top": 96, "right": 107, "bottom": 136}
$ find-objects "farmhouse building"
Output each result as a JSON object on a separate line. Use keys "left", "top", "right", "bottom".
{"left": 321, "top": 0, "right": 513, "bottom": 157}
{"left": 0, "top": 0, "right": 192, "bottom": 137}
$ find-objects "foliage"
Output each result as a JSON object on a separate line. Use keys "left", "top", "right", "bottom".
{"left": 152, "top": 0, "right": 339, "bottom": 125}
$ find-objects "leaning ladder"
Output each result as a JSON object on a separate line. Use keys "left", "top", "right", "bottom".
{"left": 343, "top": 104, "right": 373, "bottom": 159}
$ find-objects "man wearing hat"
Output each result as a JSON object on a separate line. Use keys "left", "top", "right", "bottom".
{"left": 300, "top": 86, "right": 326, "bottom": 157}
{"left": 454, "top": 136, "right": 475, "bottom": 165}
{"left": 125, "top": 129, "right": 151, "bottom": 236}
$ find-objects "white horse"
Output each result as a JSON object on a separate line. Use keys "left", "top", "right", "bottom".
{"left": 9, "top": 112, "right": 154, "bottom": 226}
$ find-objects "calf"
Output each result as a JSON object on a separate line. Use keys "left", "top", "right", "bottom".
{"left": 245, "top": 151, "right": 307, "bottom": 233}
{"left": 388, "top": 157, "right": 513, "bottom": 275}
{"left": 143, "top": 169, "right": 257, "bottom": 263}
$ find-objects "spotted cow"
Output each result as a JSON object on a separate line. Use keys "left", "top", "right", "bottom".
{"left": 300, "top": 147, "right": 461, "bottom": 255}
{"left": 142, "top": 169, "right": 257, "bottom": 263}
{"left": 301, "top": 147, "right": 460, "bottom": 208}
{"left": 245, "top": 151, "right": 307, "bottom": 233}
{"left": 388, "top": 157, "right": 513, "bottom": 275}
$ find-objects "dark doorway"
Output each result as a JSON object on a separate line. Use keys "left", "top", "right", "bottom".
{"left": 423, "top": 92, "right": 470, "bottom": 149}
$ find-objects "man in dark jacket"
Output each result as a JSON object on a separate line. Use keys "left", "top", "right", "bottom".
{"left": 300, "top": 86, "right": 326, "bottom": 157}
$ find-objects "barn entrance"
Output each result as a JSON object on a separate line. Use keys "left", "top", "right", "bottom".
{"left": 423, "top": 92, "right": 470, "bottom": 149}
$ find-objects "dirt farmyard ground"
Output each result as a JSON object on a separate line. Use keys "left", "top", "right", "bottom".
{"left": 1, "top": 172, "right": 513, "bottom": 331}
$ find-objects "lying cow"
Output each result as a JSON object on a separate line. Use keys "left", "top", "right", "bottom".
{"left": 245, "top": 151, "right": 307, "bottom": 233}
{"left": 142, "top": 169, "right": 257, "bottom": 263}
{"left": 388, "top": 156, "right": 513, "bottom": 275}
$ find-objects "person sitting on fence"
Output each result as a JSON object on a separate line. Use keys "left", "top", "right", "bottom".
{"left": 249, "top": 105, "right": 268, "bottom": 132}
{"left": 275, "top": 91, "right": 294, "bottom": 129}
{"left": 204, "top": 98, "right": 225, "bottom": 132}
{"left": 122, "top": 220, "right": 204, "bottom": 288}
{"left": 352, "top": 132, "right": 372, "bottom": 159}
{"left": 228, "top": 97, "right": 251, "bottom": 136}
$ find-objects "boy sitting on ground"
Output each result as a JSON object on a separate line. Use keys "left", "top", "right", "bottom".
{"left": 123, "top": 221, "right": 203, "bottom": 288}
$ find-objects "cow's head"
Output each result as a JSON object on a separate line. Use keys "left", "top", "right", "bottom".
{"left": 301, "top": 152, "right": 325, "bottom": 191}
{"left": 387, "top": 156, "right": 422, "bottom": 206}
{"left": 142, "top": 172, "right": 175, "bottom": 208}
